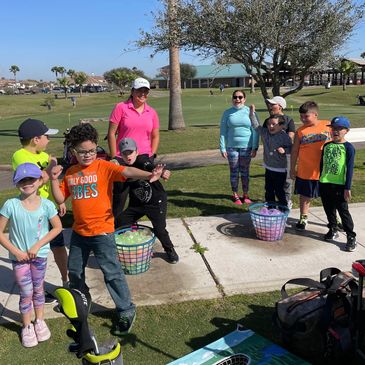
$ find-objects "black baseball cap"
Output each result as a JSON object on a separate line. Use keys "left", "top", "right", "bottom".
{"left": 18, "top": 118, "right": 59, "bottom": 140}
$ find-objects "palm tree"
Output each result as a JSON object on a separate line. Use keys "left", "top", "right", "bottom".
{"left": 168, "top": 0, "right": 185, "bottom": 130}
{"left": 58, "top": 77, "right": 69, "bottom": 99}
{"left": 51, "top": 66, "right": 61, "bottom": 78}
{"left": 51, "top": 66, "right": 66, "bottom": 80}
{"left": 73, "top": 72, "right": 88, "bottom": 97}
{"left": 9, "top": 65, "right": 20, "bottom": 86}
{"left": 58, "top": 67, "right": 66, "bottom": 78}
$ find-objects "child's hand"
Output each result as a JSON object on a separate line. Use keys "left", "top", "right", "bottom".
{"left": 51, "top": 165, "right": 63, "bottom": 180}
{"left": 162, "top": 169, "right": 171, "bottom": 181}
{"left": 249, "top": 104, "right": 256, "bottom": 115}
{"left": 15, "top": 250, "right": 29, "bottom": 262}
{"left": 277, "top": 147, "right": 285, "bottom": 154}
{"left": 48, "top": 156, "right": 58, "bottom": 169}
{"left": 58, "top": 203, "right": 67, "bottom": 217}
{"left": 27, "top": 246, "right": 39, "bottom": 259}
{"left": 344, "top": 189, "right": 352, "bottom": 201}
{"left": 150, "top": 164, "right": 164, "bottom": 183}
{"left": 290, "top": 168, "right": 297, "bottom": 180}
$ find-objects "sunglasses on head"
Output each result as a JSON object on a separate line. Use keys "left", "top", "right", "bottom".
{"left": 232, "top": 95, "right": 244, "bottom": 100}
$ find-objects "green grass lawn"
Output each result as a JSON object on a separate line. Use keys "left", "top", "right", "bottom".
{"left": 1, "top": 85, "right": 365, "bottom": 163}
{"left": 0, "top": 291, "right": 296, "bottom": 365}
{"left": 1, "top": 87, "right": 365, "bottom": 364}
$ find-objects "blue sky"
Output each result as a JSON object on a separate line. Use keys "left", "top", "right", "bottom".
{"left": 1, "top": 0, "right": 365, "bottom": 81}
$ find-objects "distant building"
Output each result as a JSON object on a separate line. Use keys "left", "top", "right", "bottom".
{"left": 153, "top": 63, "right": 254, "bottom": 89}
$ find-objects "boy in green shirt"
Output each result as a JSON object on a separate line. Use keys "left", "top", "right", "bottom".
{"left": 319, "top": 116, "right": 357, "bottom": 251}
{"left": 12, "top": 119, "right": 69, "bottom": 294}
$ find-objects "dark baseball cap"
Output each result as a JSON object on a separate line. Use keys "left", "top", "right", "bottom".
{"left": 18, "top": 118, "right": 59, "bottom": 140}
{"left": 119, "top": 138, "right": 138, "bottom": 153}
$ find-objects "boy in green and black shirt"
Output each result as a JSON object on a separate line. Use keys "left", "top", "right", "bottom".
{"left": 319, "top": 116, "right": 357, "bottom": 251}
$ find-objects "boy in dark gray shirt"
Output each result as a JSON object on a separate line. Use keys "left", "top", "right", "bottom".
{"left": 250, "top": 107, "right": 292, "bottom": 207}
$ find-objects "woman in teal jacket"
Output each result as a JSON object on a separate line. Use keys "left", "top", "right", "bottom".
{"left": 220, "top": 90, "right": 259, "bottom": 205}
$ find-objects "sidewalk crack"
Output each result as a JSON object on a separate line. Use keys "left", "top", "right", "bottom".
{"left": 181, "top": 218, "right": 226, "bottom": 298}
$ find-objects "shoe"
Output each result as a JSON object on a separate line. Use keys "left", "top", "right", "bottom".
{"left": 34, "top": 319, "right": 51, "bottom": 342}
{"left": 295, "top": 217, "right": 308, "bottom": 230}
{"left": 21, "top": 324, "right": 38, "bottom": 348}
{"left": 112, "top": 312, "right": 136, "bottom": 336}
{"left": 166, "top": 247, "right": 179, "bottom": 264}
{"left": 232, "top": 195, "right": 242, "bottom": 205}
{"left": 345, "top": 236, "right": 357, "bottom": 252}
{"left": 44, "top": 291, "right": 57, "bottom": 304}
{"left": 241, "top": 194, "right": 252, "bottom": 204}
{"left": 324, "top": 228, "right": 339, "bottom": 241}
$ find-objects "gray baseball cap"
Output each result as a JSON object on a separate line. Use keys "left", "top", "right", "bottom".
{"left": 119, "top": 138, "right": 137, "bottom": 153}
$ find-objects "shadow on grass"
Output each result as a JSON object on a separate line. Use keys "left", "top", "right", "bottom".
{"left": 91, "top": 310, "right": 178, "bottom": 362}
{"left": 186, "top": 304, "right": 279, "bottom": 352}
{"left": 169, "top": 197, "right": 246, "bottom": 216}
{"left": 300, "top": 91, "right": 331, "bottom": 97}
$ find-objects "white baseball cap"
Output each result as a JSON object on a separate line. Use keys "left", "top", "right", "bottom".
{"left": 266, "top": 96, "right": 287, "bottom": 109}
{"left": 132, "top": 77, "right": 150, "bottom": 90}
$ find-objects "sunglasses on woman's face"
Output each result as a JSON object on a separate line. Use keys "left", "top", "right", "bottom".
{"left": 232, "top": 95, "right": 244, "bottom": 100}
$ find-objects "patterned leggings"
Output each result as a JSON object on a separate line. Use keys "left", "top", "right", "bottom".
{"left": 12, "top": 258, "right": 47, "bottom": 314}
{"left": 227, "top": 147, "right": 252, "bottom": 193}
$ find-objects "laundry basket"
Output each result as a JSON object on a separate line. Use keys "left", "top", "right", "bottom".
{"left": 115, "top": 225, "right": 156, "bottom": 275}
{"left": 249, "top": 203, "right": 289, "bottom": 241}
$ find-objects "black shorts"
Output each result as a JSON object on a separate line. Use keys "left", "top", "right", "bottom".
{"left": 50, "top": 231, "right": 65, "bottom": 248}
{"left": 294, "top": 177, "right": 320, "bottom": 198}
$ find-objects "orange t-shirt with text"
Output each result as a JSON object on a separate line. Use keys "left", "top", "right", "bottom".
{"left": 296, "top": 120, "right": 331, "bottom": 180}
{"left": 60, "top": 159, "right": 126, "bottom": 236}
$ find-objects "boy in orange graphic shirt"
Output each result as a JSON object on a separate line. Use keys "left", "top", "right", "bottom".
{"left": 50, "top": 123, "right": 163, "bottom": 336}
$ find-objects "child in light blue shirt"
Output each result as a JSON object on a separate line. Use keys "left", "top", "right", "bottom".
{"left": 0, "top": 163, "right": 62, "bottom": 348}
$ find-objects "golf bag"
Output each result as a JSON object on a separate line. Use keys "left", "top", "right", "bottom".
{"left": 273, "top": 267, "right": 358, "bottom": 364}
{"left": 53, "top": 288, "right": 123, "bottom": 365}
{"left": 62, "top": 127, "right": 110, "bottom": 169}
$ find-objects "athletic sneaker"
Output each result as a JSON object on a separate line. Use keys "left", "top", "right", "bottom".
{"left": 112, "top": 312, "right": 136, "bottom": 336}
{"left": 345, "top": 236, "right": 357, "bottom": 252}
{"left": 21, "top": 324, "right": 38, "bottom": 348}
{"left": 295, "top": 217, "right": 308, "bottom": 230}
{"left": 324, "top": 228, "right": 339, "bottom": 241}
{"left": 34, "top": 319, "right": 51, "bottom": 342}
{"left": 166, "top": 247, "right": 179, "bottom": 264}
{"left": 241, "top": 194, "right": 252, "bottom": 204}
{"left": 232, "top": 195, "right": 242, "bottom": 205}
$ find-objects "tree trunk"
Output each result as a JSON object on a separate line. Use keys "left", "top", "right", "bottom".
{"left": 167, "top": 0, "right": 184, "bottom": 130}
{"left": 168, "top": 46, "right": 185, "bottom": 130}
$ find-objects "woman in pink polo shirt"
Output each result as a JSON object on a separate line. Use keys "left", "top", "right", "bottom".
{"left": 108, "top": 77, "right": 160, "bottom": 158}
{"left": 108, "top": 77, "right": 160, "bottom": 226}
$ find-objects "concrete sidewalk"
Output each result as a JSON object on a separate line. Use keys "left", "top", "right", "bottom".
{"left": 1, "top": 203, "right": 364, "bottom": 324}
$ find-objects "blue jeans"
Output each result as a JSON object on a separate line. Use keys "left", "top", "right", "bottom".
{"left": 68, "top": 231, "right": 135, "bottom": 318}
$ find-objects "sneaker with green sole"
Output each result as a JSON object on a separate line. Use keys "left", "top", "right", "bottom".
{"left": 295, "top": 217, "right": 308, "bottom": 230}
{"left": 112, "top": 312, "right": 136, "bottom": 336}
